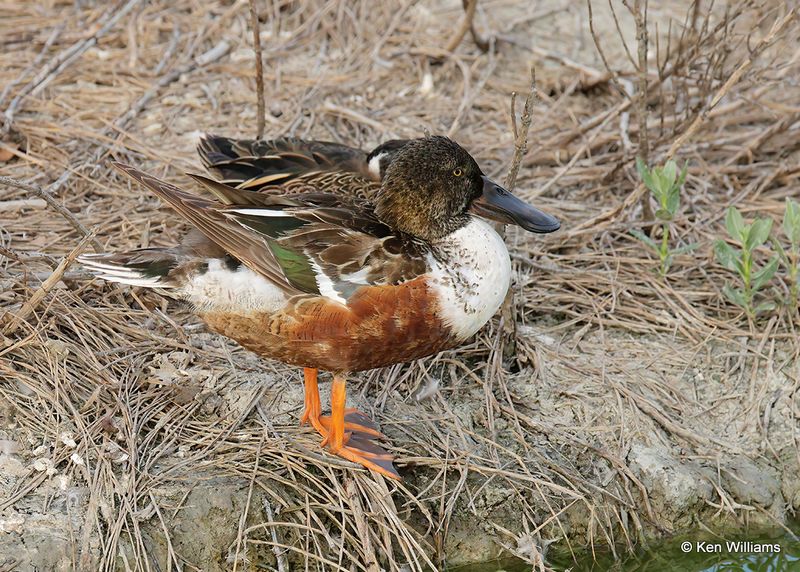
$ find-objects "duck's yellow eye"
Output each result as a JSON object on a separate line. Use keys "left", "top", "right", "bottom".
{"left": 453, "top": 168, "right": 463, "bottom": 177}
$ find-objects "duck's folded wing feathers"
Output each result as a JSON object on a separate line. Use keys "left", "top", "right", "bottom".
{"left": 112, "top": 163, "right": 429, "bottom": 303}
{"left": 221, "top": 205, "right": 430, "bottom": 302}
{"left": 112, "top": 162, "right": 299, "bottom": 294}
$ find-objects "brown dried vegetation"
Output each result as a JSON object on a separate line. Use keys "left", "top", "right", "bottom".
{"left": 1, "top": 1, "right": 799, "bottom": 571}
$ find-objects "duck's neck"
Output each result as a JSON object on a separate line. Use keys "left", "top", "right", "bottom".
{"left": 375, "top": 190, "right": 471, "bottom": 241}
{"left": 426, "top": 218, "right": 512, "bottom": 340}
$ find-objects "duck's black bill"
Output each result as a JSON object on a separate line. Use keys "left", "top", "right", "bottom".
{"left": 470, "top": 177, "right": 560, "bottom": 233}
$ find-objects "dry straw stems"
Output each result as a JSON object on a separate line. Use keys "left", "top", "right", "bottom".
{"left": 1, "top": 1, "right": 800, "bottom": 570}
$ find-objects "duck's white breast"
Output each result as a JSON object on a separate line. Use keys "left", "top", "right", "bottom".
{"left": 426, "top": 218, "right": 512, "bottom": 340}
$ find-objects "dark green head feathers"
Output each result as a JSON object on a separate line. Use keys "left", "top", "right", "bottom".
{"left": 374, "top": 136, "right": 560, "bottom": 241}
{"left": 375, "top": 136, "right": 485, "bottom": 241}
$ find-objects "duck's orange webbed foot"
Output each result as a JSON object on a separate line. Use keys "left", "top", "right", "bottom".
{"left": 326, "top": 375, "right": 399, "bottom": 480}
{"left": 318, "top": 409, "right": 386, "bottom": 441}
{"left": 331, "top": 437, "right": 399, "bottom": 480}
{"left": 300, "top": 369, "right": 399, "bottom": 480}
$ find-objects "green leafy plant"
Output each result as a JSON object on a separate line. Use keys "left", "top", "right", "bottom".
{"left": 631, "top": 157, "right": 695, "bottom": 276}
{"left": 772, "top": 198, "right": 800, "bottom": 309}
{"left": 714, "top": 206, "right": 778, "bottom": 317}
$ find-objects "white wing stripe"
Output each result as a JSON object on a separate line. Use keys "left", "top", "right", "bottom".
{"left": 228, "top": 208, "right": 292, "bottom": 217}
{"left": 96, "top": 274, "right": 170, "bottom": 288}
{"left": 78, "top": 260, "right": 140, "bottom": 275}
{"left": 310, "top": 260, "right": 346, "bottom": 305}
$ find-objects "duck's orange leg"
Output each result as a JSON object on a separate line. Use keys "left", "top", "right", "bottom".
{"left": 324, "top": 375, "right": 399, "bottom": 480}
{"left": 299, "top": 368, "right": 326, "bottom": 434}
{"left": 300, "top": 368, "right": 385, "bottom": 439}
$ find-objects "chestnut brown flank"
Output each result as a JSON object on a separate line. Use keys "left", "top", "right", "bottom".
{"left": 200, "top": 277, "right": 456, "bottom": 373}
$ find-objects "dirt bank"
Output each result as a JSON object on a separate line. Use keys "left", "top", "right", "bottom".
{"left": 2, "top": 325, "right": 798, "bottom": 570}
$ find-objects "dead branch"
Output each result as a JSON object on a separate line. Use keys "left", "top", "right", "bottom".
{"left": 249, "top": 0, "right": 266, "bottom": 139}
{"left": 50, "top": 40, "right": 230, "bottom": 197}
{"left": 575, "top": 7, "right": 797, "bottom": 232}
{"left": 0, "top": 175, "right": 102, "bottom": 252}
{"left": 627, "top": 0, "right": 654, "bottom": 220}
{"left": 504, "top": 69, "right": 537, "bottom": 191}
{"left": 586, "top": 0, "right": 630, "bottom": 100}
{"left": 444, "top": 0, "right": 489, "bottom": 53}
{"left": 499, "top": 68, "right": 537, "bottom": 364}
{"left": 2, "top": 233, "right": 95, "bottom": 336}
{"left": 665, "top": 8, "right": 798, "bottom": 161}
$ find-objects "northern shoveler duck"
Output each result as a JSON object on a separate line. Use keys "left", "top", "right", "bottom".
{"left": 198, "top": 134, "right": 408, "bottom": 198}
{"left": 79, "top": 135, "right": 560, "bottom": 479}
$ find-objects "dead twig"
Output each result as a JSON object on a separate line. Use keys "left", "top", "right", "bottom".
{"left": 578, "top": 7, "right": 798, "bottom": 231}
{"left": 0, "top": 199, "right": 47, "bottom": 212}
{"left": 586, "top": 0, "right": 630, "bottom": 100}
{"left": 626, "top": 0, "right": 654, "bottom": 221}
{"left": 463, "top": 0, "right": 490, "bottom": 52}
{"left": 1, "top": 0, "right": 144, "bottom": 138}
{"left": 664, "top": 8, "right": 798, "bottom": 161}
{"left": 0, "top": 175, "right": 102, "bottom": 252}
{"left": 443, "top": 0, "right": 489, "bottom": 54}
{"left": 50, "top": 40, "right": 230, "bottom": 197}
{"left": 499, "top": 68, "right": 538, "bottom": 364}
{"left": 0, "top": 24, "right": 64, "bottom": 110}
{"left": 113, "top": 41, "right": 231, "bottom": 135}
{"left": 503, "top": 69, "right": 537, "bottom": 192}
{"left": 249, "top": 0, "right": 266, "bottom": 139}
{"left": 2, "top": 233, "right": 95, "bottom": 335}
{"left": 262, "top": 497, "right": 289, "bottom": 572}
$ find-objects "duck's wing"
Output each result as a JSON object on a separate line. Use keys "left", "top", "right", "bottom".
{"left": 112, "top": 164, "right": 428, "bottom": 301}
{"left": 198, "top": 135, "right": 378, "bottom": 189}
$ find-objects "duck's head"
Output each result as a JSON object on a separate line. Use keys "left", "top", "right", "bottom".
{"left": 374, "top": 136, "right": 560, "bottom": 241}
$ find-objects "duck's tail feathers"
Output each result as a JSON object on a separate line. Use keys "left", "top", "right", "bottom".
{"left": 78, "top": 249, "right": 183, "bottom": 289}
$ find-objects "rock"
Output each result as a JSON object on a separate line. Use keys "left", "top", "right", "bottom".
{"left": 722, "top": 456, "right": 782, "bottom": 509}
{"left": 627, "top": 442, "right": 715, "bottom": 529}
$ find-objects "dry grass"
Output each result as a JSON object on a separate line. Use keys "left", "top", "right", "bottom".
{"left": 1, "top": 1, "right": 800, "bottom": 571}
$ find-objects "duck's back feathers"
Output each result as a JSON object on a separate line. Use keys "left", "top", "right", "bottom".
{"left": 107, "top": 163, "right": 430, "bottom": 305}
{"left": 199, "top": 135, "right": 379, "bottom": 190}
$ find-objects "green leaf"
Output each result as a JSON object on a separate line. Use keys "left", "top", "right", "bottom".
{"left": 655, "top": 208, "right": 673, "bottom": 221}
{"left": 636, "top": 157, "right": 657, "bottom": 197}
{"left": 725, "top": 207, "right": 745, "bottom": 242}
{"left": 746, "top": 218, "right": 773, "bottom": 251}
{"left": 661, "top": 253, "right": 673, "bottom": 274}
{"left": 671, "top": 243, "right": 700, "bottom": 255}
{"left": 722, "top": 284, "right": 747, "bottom": 309}
{"left": 662, "top": 160, "right": 677, "bottom": 189}
{"left": 741, "top": 223, "right": 752, "bottom": 245}
{"left": 784, "top": 198, "right": 800, "bottom": 246}
{"left": 771, "top": 238, "right": 789, "bottom": 266}
{"left": 654, "top": 169, "right": 670, "bottom": 198}
{"left": 635, "top": 156, "right": 648, "bottom": 180}
{"left": 666, "top": 184, "right": 680, "bottom": 216}
{"left": 631, "top": 229, "right": 658, "bottom": 252}
{"left": 752, "top": 255, "right": 779, "bottom": 291}
{"left": 714, "top": 240, "right": 739, "bottom": 272}
{"left": 754, "top": 301, "right": 776, "bottom": 315}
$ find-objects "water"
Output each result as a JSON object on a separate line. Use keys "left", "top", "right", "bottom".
{"left": 450, "top": 531, "right": 800, "bottom": 572}
{"left": 548, "top": 532, "right": 800, "bottom": 571}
